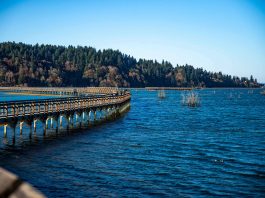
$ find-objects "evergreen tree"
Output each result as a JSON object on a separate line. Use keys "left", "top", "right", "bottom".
{"left": 0, "top": 42, "right": 261, "bottom": 88}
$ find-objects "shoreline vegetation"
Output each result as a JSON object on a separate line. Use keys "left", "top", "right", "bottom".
{"left": 0, "top": 42, "right": 262, "bottom": 88}
{"left": 1, "top": 87, "right": 261, "bottom": 99}
{"left": 1, "top": 87, "right": 263, "bottom": 91}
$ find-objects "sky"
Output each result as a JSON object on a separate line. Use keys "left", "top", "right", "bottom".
{"left": 0, "top": 0, "right": 265, "bottom": 82}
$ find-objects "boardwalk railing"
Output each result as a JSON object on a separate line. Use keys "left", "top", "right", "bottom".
{"left": 0, "top": 87, "right": 131, "bottom": 135}
{"left": 0, "top": 87, "right": 131, "bottom": 197}
{"left": 0, "top": 87, "right": 123, "bottom": 96}
{"left": 0, "top": 93, "right": 130, "bottom": 120}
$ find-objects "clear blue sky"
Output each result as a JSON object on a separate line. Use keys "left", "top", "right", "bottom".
{"left": 0, "top": 0, "right": 265, "bottom": 82}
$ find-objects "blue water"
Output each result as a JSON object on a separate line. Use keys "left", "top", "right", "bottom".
{"left": 0, "top": 91, "right": 62, "bottom": 102}
{"left": 0, "top": 89, "right": 265, "bottom": 197}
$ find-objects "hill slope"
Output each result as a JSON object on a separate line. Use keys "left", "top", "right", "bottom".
{"left": 0, "top": 42, "right": 260, "bottom": 87}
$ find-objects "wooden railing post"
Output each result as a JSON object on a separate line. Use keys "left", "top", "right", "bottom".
{"left": 5, "top": 105, "right": 8, "bottom": 118}
{"left": 0, "top": 88, "right": 131, "bottom": 132}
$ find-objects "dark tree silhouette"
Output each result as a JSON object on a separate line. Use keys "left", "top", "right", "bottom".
{"left": 0, "top": 42, "right": 261, "bottom": 87}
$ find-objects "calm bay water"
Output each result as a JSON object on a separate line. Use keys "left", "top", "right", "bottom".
{"left": 0, "top": 91, "right": 62, "bottom": 101}
{"left": 0, "top": 89, "right": 265, "bottom": 197}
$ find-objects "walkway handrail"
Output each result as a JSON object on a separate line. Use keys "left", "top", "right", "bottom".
{"left": 0, "top": 87, "right": 122, "bottom": 95}
{"left": 0, "top": 92, "right": 131, "bottom": 120}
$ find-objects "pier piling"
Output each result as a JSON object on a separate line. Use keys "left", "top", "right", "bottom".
{"left": 0, "top": 87, "right": 131, "bottom": 139}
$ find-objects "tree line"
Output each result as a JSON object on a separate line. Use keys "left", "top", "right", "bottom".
{"left": 0, "top": 42, "right": 261, "bottom": 88}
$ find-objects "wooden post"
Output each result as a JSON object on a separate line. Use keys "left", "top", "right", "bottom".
{"left": 82, "top": 112, "right": 85, "bottom": 121}
{"left": 79, "top": 114, "right": 82, "bottom": 128}
{"left": 19, "top": 122, "right": 23, "bottom": 135}
{"left": 94, "top": 111, "right": 97, "bottom": 121}
{"left": 60, "top": 115, "right": 63, "bottom": 127}
{"left": 43, "top": 120, "right": 47, "bottom": 135}
{"left": 87, "top": 111, "right": 91, "bottom": 125}
{"left": 21, "top": 104, "right": 25, "bottom": 116}
{"left": 71, "top": 115, "right": 74, "bottom": 127}
{"left": 45, "top": 102, "right": 48, "bottom": 113}
{"left": 32, "top": 103, "right": 35, "bottom": 115}
{"left": 75, "top": 114, "right": 79, "bottom": 125}
{"left": 5, "top": 105, "right": 8, "bottom": 118}
{"left": 50, "top": 118, "right": 53, "bottom": 128}
{"left": 4, "top": 124, "right": 7, "bottom": 137}
{"left": 12, "top": 105, "right": 15, "bottom": 117}
{"left": 33, "top": 119, "right": 37, "bottom": 132}
{"left": 12, "top": 127, "right": 16, "bottom": 145}
{"left": 45, "top": 119, "right": 48, "bottom": 129}
{"left": 29, "top": 124, "right": 32, "bottom": 139}
{"left": 67, "top": 116, "right": 71, "bottom": 130}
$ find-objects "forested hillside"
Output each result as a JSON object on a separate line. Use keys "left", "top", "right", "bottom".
{"left": 0, "top": 42, "right": 261, "bottom": 87}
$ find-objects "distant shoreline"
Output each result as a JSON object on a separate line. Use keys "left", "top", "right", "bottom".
{"left": 5, "top": 92, "right": 63, "bottom": 97}
{"left": 1, "top": 42, "right": 262, "bottom": 88}
{"left": 130, "top": 87, "right": 263, "bottom": 90}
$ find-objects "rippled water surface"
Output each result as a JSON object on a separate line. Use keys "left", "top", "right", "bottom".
{"left": 0, "top": 89, "right": 265, "bottom": 197}
{"left": 0, "top": 91, "right": 63, "bottom": 101}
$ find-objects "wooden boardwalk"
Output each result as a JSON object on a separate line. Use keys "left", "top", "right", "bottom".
{"left": 0, "top": 87, "right": 131, "bottom": 136}
{"left": 0, "top": 87, "right": 123, "bottom": 96}
{"left": 0, "top": 87, "right": 131, "bottom": 197}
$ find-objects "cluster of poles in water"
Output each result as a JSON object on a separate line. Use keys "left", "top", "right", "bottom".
{"left": 181, "top": 92, "right": 200, "bottom": 107}
{"left": 157, "top": 88, "right": 265, "bottom": 107}
{"left": 158, "top": 89, "right": 200, "bottom": 107}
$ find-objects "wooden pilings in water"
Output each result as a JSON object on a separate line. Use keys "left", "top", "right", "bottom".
{"left": 0, "top": 88, "right": 130, "bottom": 139}
{"left": 0, "top": 100, "right": 130, "bottom": 139}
